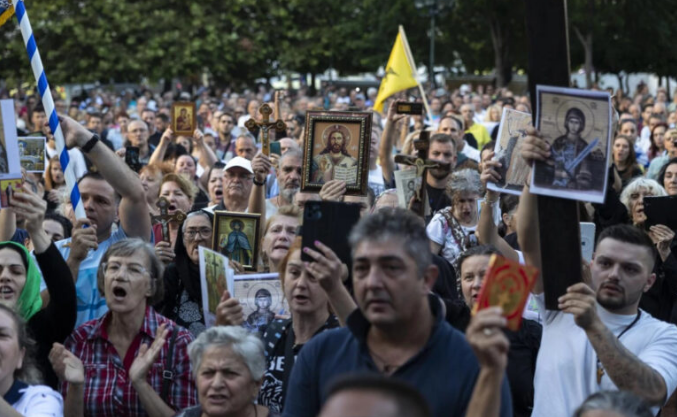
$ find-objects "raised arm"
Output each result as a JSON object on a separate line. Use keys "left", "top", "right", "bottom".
{"left": 477, "top": 155, "right": 519, "bottom": 262}
{"left": 249, "top": 153, "right": 272, "bottom": 236}
{"left": 193, "top": 129, "right": 218, "bottom": 170}
{"left": 0, "top": 209, "right": 16, "bottom": 242}
{"left": 60, "top": 115, "right": 151, "bottom": 240}
{"left": 148, "top": 128, "right": 174, "bottom": 166}
{"left": 379, "top": 101, "right": 405, "bottom": 184}
{"left": 517, "top": 128, "right": 548, "bottom": 294}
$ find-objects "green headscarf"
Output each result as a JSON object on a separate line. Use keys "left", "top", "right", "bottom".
{"left": 0, "top": 241, "right": 43, "bottom": 320}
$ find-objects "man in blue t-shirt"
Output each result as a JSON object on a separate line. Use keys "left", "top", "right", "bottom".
{"left": 283, "top": 208, "right": 512, "bottom": 417}
{"left": 52, "top": 115, "right": 152, "bottom": 325}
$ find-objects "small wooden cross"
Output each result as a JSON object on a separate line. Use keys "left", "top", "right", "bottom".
{"left": 393, "top": 132, "right": 451, "bottom": 217}
{"left": 152, "top": 197, "right": 187, "bottom": 243}
{"left": 244, "top": 104, "right": 287, "bottom": 156}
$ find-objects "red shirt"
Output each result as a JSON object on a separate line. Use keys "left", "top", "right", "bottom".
{"left": 61, "top": 306, "right": 197, "bottom": 417}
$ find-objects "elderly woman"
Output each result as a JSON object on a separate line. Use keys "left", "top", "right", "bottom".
{"left": 0, "top": 304, "right": 63, "bottom": 417}
{"left": 620, "top": 177, "right": 677, "bottom": 324}
{"left": 49, "top": 238, "right": 196, "bottom": 417}
{"left": 174, "top": 326, "right": 278, "bottom": 417}
{"left": 158, "top": 210, "right": 214, "bottom": 336}
{"left": 0, "top": 184, "right": 76, "bottom": 388}
{"left": 260, "top": 205, "right": 300, "bottom": 273}
{"left": 153, "top": 173, "right": 196, "bottom": 248}
{"left": 427, "top": 169, "right": 482, "bottom": 266}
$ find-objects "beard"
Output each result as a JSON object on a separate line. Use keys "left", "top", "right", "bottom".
{"left": 429, "top": 168, "right": 450, "bottom": 180}
{"left": 281, "top": 187, "right": 300, "bottom": 203}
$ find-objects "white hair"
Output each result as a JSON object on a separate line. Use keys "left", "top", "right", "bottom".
{"left": 188, "top": 326, "right": 266, "bottom": 381}
{"left": 620, "top": 177, "right": 667, "bottom": 212}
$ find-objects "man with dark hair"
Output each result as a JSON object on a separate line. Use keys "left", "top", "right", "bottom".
{"left": 49, "top": 116, "right": 151, "bottom": 325}
{"left": 142, "top": 108, "right": 162, "bottom": 147}
{"left": 283, "top": 208, "right": 513, "bottom": 417}
{"left": 216, "top": 112, "right": 237, "bottom": 160}
{"left": 518, "top": 134, "right": 677, "bottom": 417}
{"left": 155, "top": 113, "right": 170, "bottom": 136}
{"left": 438, "top": 115, "right": 480, "bottom": 169}
{"left": 34, "top": 103, "right": 88, "bottom": 179}
{"left": 318, "top": 374, "right": 431, "bottom": 417}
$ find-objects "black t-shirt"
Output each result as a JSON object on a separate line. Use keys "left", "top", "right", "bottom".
{"left": 258, "top": 315, "right": 340, "bottom": 414}
{"left": 426, "top": 183, "right": 451, "bottom": 224}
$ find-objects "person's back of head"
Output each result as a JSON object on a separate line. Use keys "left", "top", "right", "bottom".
{"left": 573, "top": 391, "right": 653, "bottom": 417}
{"left": 319, "top": 374, "right": 431, "bottom": 417}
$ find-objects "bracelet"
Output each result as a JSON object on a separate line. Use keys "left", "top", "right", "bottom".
{"left": 81, "top": 134, "right": 100, "bottom": 153}
{"left": 483, "top": 198, "right": 498, "bottom": 206}
{"left": 253, "top": 178, "right": 266, "bottom": 186}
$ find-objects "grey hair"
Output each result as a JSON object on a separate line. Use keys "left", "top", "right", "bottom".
{"left": 181, "top": 210, "right": 212, "bottom": 234}
{"left": 96, "top": 238, "right": 165, "bottom": 305}
{"left": 188, "top": 326, "right": 266, "bottom": 381}
{"left": 573, "top": 391, "right": 652, "bottom": 417}
{"left": 619, "top": 177, "right": 667, "bottom": 212}
{"left": 446, "top": 169, "right": 482, "bottom": 201}
{"left": 348, "top": 207, "right": 431, "bottom": 276}
{"left": 279, "top": 147, "right": 303, "bottom": 166}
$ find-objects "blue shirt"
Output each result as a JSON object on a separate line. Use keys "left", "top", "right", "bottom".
{"left": 283, "top": 298, "right": 513, "bottom": 417}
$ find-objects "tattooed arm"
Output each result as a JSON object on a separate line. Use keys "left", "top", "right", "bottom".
{"left": 559, "top": 283, "right": 667, "bottom": 405}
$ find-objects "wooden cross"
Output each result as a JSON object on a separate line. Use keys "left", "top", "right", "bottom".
{"left": 152, "top": 197, "right": 187, "bottom": 243}
{"left": 244, "top": 104, "right": 287, "bottom": 156}
{"left": 393, "top": 132, "right": 451, "bottom": 217}
{"left": 526, "top": 0, "right": 582, "bottom": 309}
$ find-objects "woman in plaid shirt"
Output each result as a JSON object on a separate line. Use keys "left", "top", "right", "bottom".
{"left": 49, "top": 239, "right": 197, "bottom": 417}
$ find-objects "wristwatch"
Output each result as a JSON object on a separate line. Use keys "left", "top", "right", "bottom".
{"left": 81, "top": 134, "right": 100, "bottom": 153}
{"left": 253, "top": 177, "right": 266, "bottom": 186}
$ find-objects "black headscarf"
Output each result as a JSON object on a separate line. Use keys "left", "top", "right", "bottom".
{"left": 173, "top": 209, "right": 214, "bottom": 303}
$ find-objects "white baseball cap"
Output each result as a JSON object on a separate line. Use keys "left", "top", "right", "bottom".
{"left": 223, "top": 157, "right": 253, "bottom": 174}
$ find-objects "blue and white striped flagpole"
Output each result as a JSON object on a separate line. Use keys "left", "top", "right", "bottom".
{"left": 12, "top": 0, "right": 85, "bottom": 220}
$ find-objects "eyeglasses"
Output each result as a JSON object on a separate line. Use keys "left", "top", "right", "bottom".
{"left": 184, "top": 228, "right": 213, "bottom": 240}
{"left": 103, "top": 261, "right": 148, "bottom": 277}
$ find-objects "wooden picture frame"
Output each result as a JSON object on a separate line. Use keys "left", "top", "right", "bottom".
{"left": 212, "top": 211, "right": 261, "bottom": 272}
{"left": 301, "top": 111, "right": 372, "bottom": 196}
{"left": 171, "top": 102, "right": 197, "bottom": 136}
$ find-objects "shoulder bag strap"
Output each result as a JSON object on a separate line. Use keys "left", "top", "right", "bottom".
{"left": 161, "top": 328, "right": 180, "bottom": 403}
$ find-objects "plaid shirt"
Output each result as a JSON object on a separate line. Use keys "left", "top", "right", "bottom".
{"left": 61, "top": 306, "right": 197, "bottom": 417}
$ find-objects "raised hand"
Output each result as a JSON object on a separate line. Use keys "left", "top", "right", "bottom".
{"left": 130, "top": 323, "right": 169, "bottom": 384}
{"left": 558, "top": 282, "right": 600, "bottom": 331}
{"left": 649, "top": 224, "right": 675, "bottom": 261}
{"left": 49, "top": 343, "right": 85, "bottom": 385}
{"left": 54, "top": 115, "right": 94, "bottom": 150}
{"left": 251, "top": 152, "right": 272, "bottom": 184}
{"left": 386, "top": 100, "right": 405, "bottom": 124}
{"left": 9, "top": 182, "right": 47, "bottom": 233}
{"left": 161, "top": 127, "right": 175, "bottom": 143}
{"left": 521, "top": 127, "right": 553, "bottom": 167}
{"left": 69, "top": 218, "right": 98, "bottom": 261}
{"left": 302, "top": 240, "right": 349, "bottom": 294}
{"left": 154, "top": 240, "right": 175, "bottom": 264}
{"left": 319, "top": 180, "right": 346, "bottom": 202}
{"left": 215, "top": 290, "right": 245, "bottom": 326}
{"left": 466, "top": 307, "right": 509, "bottom": 372}
{"left": 192, "top": 129, "right": 204, "bottom": 146}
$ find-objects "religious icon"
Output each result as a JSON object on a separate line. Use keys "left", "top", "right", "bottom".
{"left": 212, "top": 211, "right": 261, "bottom": 271}
{"left": 171, "top": 102, "right": 196, "bottom": 137}
{"left": 233, "top": 273, "right": 289, "bottom": 334}
{"left": 474, "top": 254, "right": 539, "bottom": 331}
{"left": 487, "top": 109, "right": 533, "bottom": 196}
{"left": 18, "top": 137, "right": 46, "bottom": 173}
{"left": 394, "top": 169, "right": 418, "bottom": 208}
{"left": 0, "top": 175, "right": 23, "bottom": 209}
{"left": 531, "top": 86, "right": 612, "bottom": 204}
{"left": 198, "top": 247, "right": 234, "bottom": 328}
{"left": 301, "top": 111, "right": 372, "bottom": 196}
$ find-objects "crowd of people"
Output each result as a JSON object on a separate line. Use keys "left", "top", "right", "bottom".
{"left": 0, "top": 79, "right": 676, "bottom": 417}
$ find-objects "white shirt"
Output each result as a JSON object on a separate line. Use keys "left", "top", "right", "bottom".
{"left": 462, "top": 141, "right": 481, "bottom": 162}
{"left": 11, "top": 384, "right": 63, "bottom": 417}
{"left": 532, "top": 293, "right": 677, "bottom": 417}
{"left": 426, "top": 207, "right": 476, "bottom": 266}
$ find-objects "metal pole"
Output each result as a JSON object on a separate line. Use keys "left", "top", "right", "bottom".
{"left": 430, "top": 2, "right": 436, "bottom": 88}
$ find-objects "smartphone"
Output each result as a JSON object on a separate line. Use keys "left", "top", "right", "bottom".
{"left": 396, "top": 102, "right": 424, "bottom": 115}
{"left": 125, "top": 146, "right": 140, "bottom": 171}
{"left": 270, "top": 141, "right": 281, "bottom": 156}
{"left": 580, "top": 222, "right": 596, "bottom": 263}
{"left": 301, "top": 201, "right": 361, "bottom": 266}
{"left": 644, "top": 196, "right": 677, "bottom": 231}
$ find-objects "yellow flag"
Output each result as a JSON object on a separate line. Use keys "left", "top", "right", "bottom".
{"left": 374, "top": 29, "right": 419, "bottom": 112}
{"left": 0, "top": 2, "right": 14, "bottom": 28}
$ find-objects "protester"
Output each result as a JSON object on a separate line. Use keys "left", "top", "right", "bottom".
{"left": 282, "top": 208, "right": 512, "bottom": 417}
{"left": 205, "top": 162, "right": 226, "bottom": 208}
{"left": 54, "top": 115, "right": 151, "bottom": 326}
{"left": 50, "top": 239, "right": 196, "bottom": 417}
{"left": 214, "top": 157, "right": 254, "bottom": 212}
{"left": 0, "top": 304, "right": 64, "bottom": 417}
{"left": 657, "top": 157, "right": 677, "bottom": 196}
{"left": 174, "top": 326, "right": 278, "bottom": 417}
{"left": 619, "top": 178, "right": 667, "bottom": 227}
{"left": 154, "top": 173, "right": 196, "bottom": 247}
{"left": 613, "top": 135, "right": 644, "bottom": 187}
{"left": 647, "top": 128, "right": 677, "bottom": 179}
{"left": 519, "top": 128, "right": 677, "bottom": 417}
{"left": 43, "top": 155, "right": 65, "bottom": 211}
{"left": 648, "top": 122, "right": 668, "bottom": 161}
{"left": 140, "top": 163, "right": 171, "bottom": 217}
{"left": 259, "top": 205, "right": 300, "bottom": 273}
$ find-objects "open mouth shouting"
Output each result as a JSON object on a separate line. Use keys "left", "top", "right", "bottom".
{"left": 0, "top": 285, "right": 15, "bottom": 300}
{"left": 111, "top": 285, "right": 128, "bottom": 302}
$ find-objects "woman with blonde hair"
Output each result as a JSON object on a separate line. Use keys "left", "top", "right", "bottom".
{"left": 44, "top": 155, "right": 65, "bottom": 210}
{"left": 260, "top": 205, "right": 301, "bottom": 273}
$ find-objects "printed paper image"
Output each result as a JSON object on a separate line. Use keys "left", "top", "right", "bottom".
{"left": 199, "top": 247, "right": 234, "bottom": 328}
{"left": 234, "top": 273, "right": 289, "bottom": 334}
{"left": 488, "top": 109, "right": 532, "bottom": 196}
{"left": 18, "top": 137, "right": 46, "bottom": 173}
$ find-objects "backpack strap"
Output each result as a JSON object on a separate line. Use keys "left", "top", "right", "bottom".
{"left": 161, "top": 328, "right": 180, "bottom": 403}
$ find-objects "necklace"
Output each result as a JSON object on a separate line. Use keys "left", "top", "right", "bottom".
{"left": 368, "top": 347, "right": 404, "bottom": 375}
{"left": 596, "top": 310, "right": 642, "bottom": 384}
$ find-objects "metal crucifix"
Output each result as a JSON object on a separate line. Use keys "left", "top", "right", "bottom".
{"left": 244, "top": 104, "right": 287, "bottom": 156}
{"left": 153, "top": 197, "right": 187, "bottom": 243}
